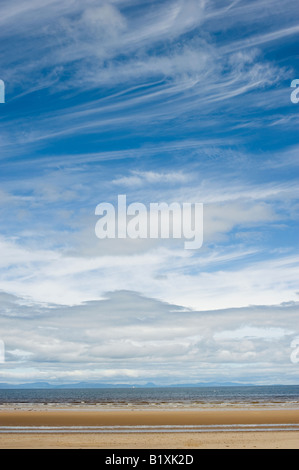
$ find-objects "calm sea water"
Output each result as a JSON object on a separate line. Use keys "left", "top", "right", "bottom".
{"left": 0, "top": 385, "right": 298, "bottom": 407}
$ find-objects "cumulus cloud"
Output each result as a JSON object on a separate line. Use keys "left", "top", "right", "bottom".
{"left": 0, "top": 290, "right": 298, "bottom": 384}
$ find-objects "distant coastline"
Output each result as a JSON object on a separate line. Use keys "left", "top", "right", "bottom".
{"left": 1, "top": 382, "right": 298, "bottom": 389}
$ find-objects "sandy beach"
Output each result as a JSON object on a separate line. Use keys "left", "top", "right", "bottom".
{"left": 1, "top": 430, "right": 299, "bottom": 449}
{"left": 0, "top": 407, "right": 299, "bottom": 448}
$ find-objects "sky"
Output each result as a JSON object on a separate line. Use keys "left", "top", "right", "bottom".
{"left": 0, "top": 0, "right": 298, "bottom": 386}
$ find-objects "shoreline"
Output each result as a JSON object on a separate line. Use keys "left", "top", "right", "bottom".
{"left": 1, "top": 401, "right": 299, "bottom": 412}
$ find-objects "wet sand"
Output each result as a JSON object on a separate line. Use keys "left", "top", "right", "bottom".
{"left": 1, "top": 408, "right": 299, "bottom": 426}
{"left": 0, "top": 408, "right": 299, "bottom": 448}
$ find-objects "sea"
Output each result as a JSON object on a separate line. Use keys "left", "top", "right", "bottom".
{"left": 0, "top": 385, "right": 299, "bottom": 408}
{"left": 0, "top": 385, "right": 298, "bottom": 433}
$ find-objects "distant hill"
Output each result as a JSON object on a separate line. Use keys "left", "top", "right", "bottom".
{"left": 0, "top": 381, "right": 272, "bottom": 389}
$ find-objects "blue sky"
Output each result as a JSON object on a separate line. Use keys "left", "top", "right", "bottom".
{"left": 0, "top": 0, "right": 298, "bottom": 385}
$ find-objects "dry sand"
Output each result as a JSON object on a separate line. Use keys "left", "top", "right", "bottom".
{"left": 0, "top": 407, "right": 298, "bottom": 448}
{"left": 0, "top": 431, "right": 299, "bottom": 449}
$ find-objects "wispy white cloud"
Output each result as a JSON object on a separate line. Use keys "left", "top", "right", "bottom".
{"left": 0, "top": 0, "right": 292, "bottom": 153}
{"left": 112, "top": 170, "right": 191, "bottom": 187}
{"left": 0, "top": 231, "right": 298, "bottom": 310}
